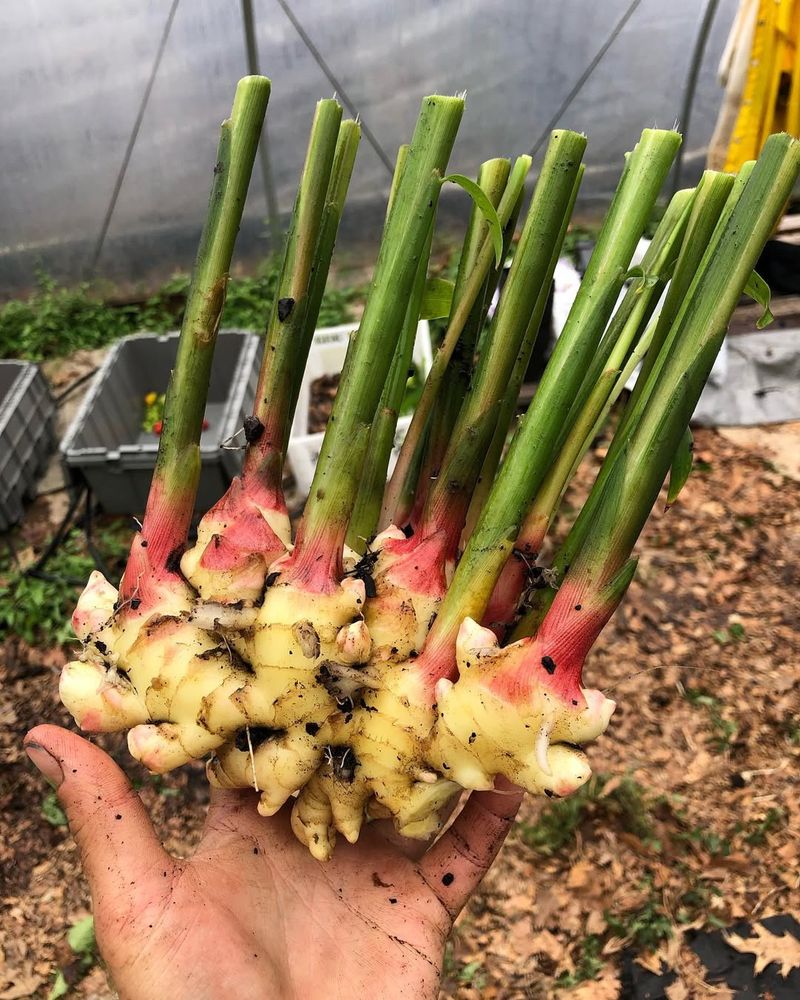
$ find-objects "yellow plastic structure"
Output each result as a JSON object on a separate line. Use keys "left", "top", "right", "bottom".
{"left": 709, "top": 0, "right": 800, "bottom": 170}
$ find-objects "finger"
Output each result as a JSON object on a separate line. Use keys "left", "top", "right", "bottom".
{"left": 418, "top": 779, "right": 523, "bottom": 917}
{"left": 208, "top": 783, "right": 253, "bottom": 812}
{"left": 201, "top": 785, "right": 260, "bottom": 841}
{"left": 369, "top": 790, "right": 466, "bottom": 861}
{"left": 24, "top": 724, "right": 171, "bottom": 896}
{"left": 368, "top": 819, "right": 431, "bottom": 860}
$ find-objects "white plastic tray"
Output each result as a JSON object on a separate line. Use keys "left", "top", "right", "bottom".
{"left": 287, "top": 320, "right": 432, "bottom": 496}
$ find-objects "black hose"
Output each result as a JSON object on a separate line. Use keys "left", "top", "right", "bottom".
{"left": 54, "top": 367, "right": 99, "bottom": 404}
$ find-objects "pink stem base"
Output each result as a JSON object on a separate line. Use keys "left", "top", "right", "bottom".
{"left": 280, "top": 520, "right": 343, "bottom": 595}
{"left": 196, "top": 471, "right": 286, "bottom": 575}
{"left": 489, "top": 572, "right": 622, "bottom": 705}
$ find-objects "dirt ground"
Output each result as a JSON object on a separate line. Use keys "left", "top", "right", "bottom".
{"left": 1, "top": 419, "right": 798, "bottom": 999}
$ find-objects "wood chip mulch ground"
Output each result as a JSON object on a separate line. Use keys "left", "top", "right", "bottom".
{"left": 1, "top": 425, "right": 798, "bottom": 999}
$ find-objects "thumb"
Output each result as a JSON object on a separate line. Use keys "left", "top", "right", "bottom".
{"left": 24, "top": 724, "right": 172, "bottom": 899}
{"left": 419, "top": 778, "right": 522, "bottom": 918}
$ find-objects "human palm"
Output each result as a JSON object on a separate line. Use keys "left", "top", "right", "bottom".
{"left": 25, "top": 725, "right": 521, "bottom": 1000}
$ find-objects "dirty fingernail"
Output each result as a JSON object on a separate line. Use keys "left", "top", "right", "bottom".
{"left": 25, "top": 742, "right": 64, "bottom": 788}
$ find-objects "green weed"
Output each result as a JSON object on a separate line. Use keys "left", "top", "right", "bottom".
{"left": 742, "top": 807, "right": 786, "bottom": 846}
{"left": 518, "top": 773, "right": 655, "bottom": 856}
{"left": 555, "top": 935, "right": 604, "bottom": 988}
{"left": 712, "top": 622, "right": 745, "bottom": 645}
{"left": 0, "top": 273, "right": 138, "bottom": 362}
{"left": 682, "top": 687, "right": 738, "bottom": 753}
{"left": 456, "top": 960, "right": 486, "bottom": 989}
{"left": 605, "top": 882, "right": 672, "bottom": 951}
{"left": 0, "top": 525, "right": 128, "bottom": 647}
{"left": 41, "top": 791, "right": 68, "bottom": 827}
{"left": 674, "top": 804, "right": 786, "bottom": 860}
{"left": 674, "top": 822, "right": 732, "bottom": 857}
{"left": 48, "top": 916, "right": 96, "bottom": 999}
{"left": 676, "top": 880, "right": 723, "bottom": 924}
{"left": 0, "top": 266, "right": 360, "bottom": 362}
{"left": 783, "top": 720, "right": 800, "bottom": 745}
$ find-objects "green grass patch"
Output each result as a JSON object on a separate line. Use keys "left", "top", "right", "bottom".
{"left": 0, "top": 265, "right": 361, "bottom": 362}
{"left": 555, "top": 935, "right": 604, "bottom": 988}
{"left": 682, "top": 686, "right": 738, "bottom": 753}
{"left": 518, "top": 773, "right": 655, "bottom": 856}
{"left": 0, "top": 523, "right": 129, "bottom": 647}
{"left": 605, "top": 881, "right": 672, "bottom": 951}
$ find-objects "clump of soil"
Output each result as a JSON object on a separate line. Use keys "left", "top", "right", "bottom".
{"left": 308, "top": 373, "right": 340, "bottom": 433}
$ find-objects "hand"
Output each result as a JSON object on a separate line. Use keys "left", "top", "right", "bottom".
{"left": 24, "top": 725, "right": 521, "bottom": 1000}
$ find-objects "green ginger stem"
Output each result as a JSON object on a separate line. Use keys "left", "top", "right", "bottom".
{"left": 287, "top": 119, "right": 362, "bottom": 422}
{"left": 143, "top": 76, "right": 270, "bottom": 563}
{"left": 346, "top": 145, "right": 419, "bottom": 549}
{"left": 243, "top": 99, "right": 343, "bottom": 478}
{"left": 564, "top": 185, "right": 695, "bottom": 434}
{"left": 616, "top": 168, "right": 736, "bottom": 439}
{"left": 405, "top": 157, "right": 517, "bottom": 531}
{"left": 559, "top": 134, "right": 800, "bottom": 594}
{"left": 346, "top": 215, "right": 435, "bottom": 550}
{"left": 513, "top": 148, "right": 794, "bottom": 642}
{"left": 427, "top": 128, "right": 682, "bottom": 646}
{"left": 419, "top": 132, "right": 587, "bottom": 554}
{"left": 380, "top": 154, "right": 532, "bottom": 527}
{"left": 292, "top": 95, "right": 465, "bottom": 571}
{"left": 464, "top": 162, "right": 585, "bottom": 538}
{"left": 521, "top": 185, "right": 696, "bottom": 544}
{"left": 548, "top": 163, "right": 753, "bottom": 590}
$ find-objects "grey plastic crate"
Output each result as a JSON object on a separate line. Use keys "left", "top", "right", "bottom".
{"left": 61, "top": 330, "right": 261, "bottom": 515}
{"left": 0, "top": 361, "right": 56, "bottom": 531}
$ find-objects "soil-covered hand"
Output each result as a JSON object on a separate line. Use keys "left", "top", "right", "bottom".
{"left": 24, "top": 725, "right": 521, "bottom": 1000}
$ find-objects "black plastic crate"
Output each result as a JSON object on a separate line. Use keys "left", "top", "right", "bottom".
{"left": 0, "top": 361, "right": 56, "bottom": 532}
{"left": 61, "top": 330, "right": 261, "bottom": 515}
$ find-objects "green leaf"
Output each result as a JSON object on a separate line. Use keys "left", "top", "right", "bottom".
{"left": 743, "top": 269, "right": 773, "bottom": 328}
{"left": 667, "top": 426, "right": 693, "bottom": 505}
{"left": 419, "top": 276, "right": 454, "bottom": 319}
{"left": 41, "top": 791, "right": 67, "bottom": 827}
{"left": 622, "top": 265, "right": 659, "bottom": 289}
{"left": 67, "top": 915, "right": 95, "bottom": 956}
{"left": 443, "top": 173, "right": 504, "bottom": 266}
{"left": 48, "top": 971, "right": 69, "bottom": 1000}
{"left": 622, "top": 261, "right": 676, "bottom": 288}
{"left": 46, "top": 918, "right": 95, "bottom": 1000}
{"left": 458, "top": 960, "right": 485, "bottom": 986}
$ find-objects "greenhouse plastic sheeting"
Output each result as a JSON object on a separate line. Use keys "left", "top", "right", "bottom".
{"left": 0, "top": 0, "right": 738, "bottom": 295}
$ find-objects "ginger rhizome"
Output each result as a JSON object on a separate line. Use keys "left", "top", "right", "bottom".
{"left": 60, "top": 74, "right": 800, "bottom": 859}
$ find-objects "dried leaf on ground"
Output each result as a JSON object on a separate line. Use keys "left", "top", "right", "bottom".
{"left": 726, "top": 922, "right": 800, "bottom": 976}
